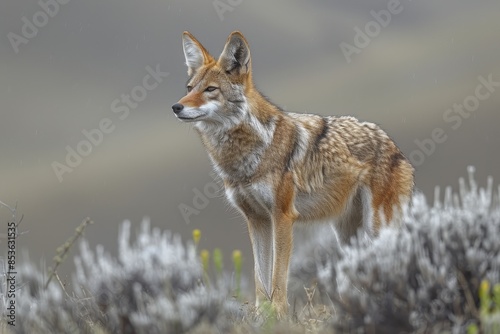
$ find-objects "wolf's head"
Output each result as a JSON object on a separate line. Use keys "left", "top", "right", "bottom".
{"left": 172, "top": 31, "right": 253, "bottom": 128}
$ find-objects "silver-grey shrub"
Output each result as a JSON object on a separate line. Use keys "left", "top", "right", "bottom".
{"left": 14, "top": 219, "right": 242, "bottom": 334}
{"left": 290, "top": 167, "right": 500, "bottom": 333}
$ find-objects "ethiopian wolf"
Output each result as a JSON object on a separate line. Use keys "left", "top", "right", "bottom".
{"left": 172, "top": 31, "right": 414, "bottom": 318}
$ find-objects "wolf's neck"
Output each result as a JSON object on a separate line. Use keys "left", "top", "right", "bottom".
{"left": 196, "top": 103, "right": 278, "bottom": 182}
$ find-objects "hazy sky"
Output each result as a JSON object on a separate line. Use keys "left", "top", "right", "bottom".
{"left": 1, "top": 0, "right": 499, "bottom": 280}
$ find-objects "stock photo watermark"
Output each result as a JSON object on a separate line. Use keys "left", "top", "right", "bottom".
{"left": 213, "top": 0, "right": 243, "bottom": 21}
{"left": 5, "top": 219, "right": 17, "bottom": 327}
{"left": 7, "top": 0, "right": 72, "bottom": 54}
{"left": 408, "top": 73, "right": 499, "bottom": 167}
{"left": 51, "top": 64, "right": 169, "bottom": 183}
{"left": 178, "top": 175, "right": 221, "bottom": 224}
{"left": 339, "top": 0, "right": 405, "bottom": 64}
{"left": 1, "top": 201, "right": 21, "bottom": 327}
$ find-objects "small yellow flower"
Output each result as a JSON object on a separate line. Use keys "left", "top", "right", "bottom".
{"left": 192, "top": 229, "right": 201, "bottom": 247}
{"left": 232, "top": 250, "right": 242, "bottom": 273}
{"left": 200, "top": 249, "right": 210, "bottom": 274}
{"left": 233, "top": 250, "right": 242, "bottom": 298}
{"left": 479, "top": 280, "right": 491, "bottom": 314}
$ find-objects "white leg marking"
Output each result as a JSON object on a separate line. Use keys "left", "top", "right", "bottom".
{"left": 248, "top": 221, "right": 273, "bottom": 301}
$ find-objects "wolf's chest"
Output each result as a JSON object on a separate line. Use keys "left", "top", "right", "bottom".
{"left": 209, "top": 144, "right": 266, "bottom": 183}
{"left": 224, "top": 181, "right": 275, "bottom": 219}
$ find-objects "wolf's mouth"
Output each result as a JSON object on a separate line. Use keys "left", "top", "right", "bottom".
{"left": 177, "top": 114, "right": 203, "bottom": 121}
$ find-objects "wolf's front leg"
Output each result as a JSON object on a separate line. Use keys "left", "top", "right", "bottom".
{"left": 246, "top": 216, "right": 273, "bottom": 307}
{"left": 270, "top": 172, "right": 297, "bottom": 319}
{"left": 270, "top": 214, "right": 294, "bottom": 319}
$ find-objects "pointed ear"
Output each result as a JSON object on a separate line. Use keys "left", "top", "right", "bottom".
{"left": 218, "top": 31, "right": 251, "bottom": 76}
{"left": 182, "top": 31, "right": 214, "bottom": 76}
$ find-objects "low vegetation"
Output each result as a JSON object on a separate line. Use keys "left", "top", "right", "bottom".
{"left": 3, "top": 167, "right": 500, "bottom": 333}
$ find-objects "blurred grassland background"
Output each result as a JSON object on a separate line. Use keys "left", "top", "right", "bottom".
{"left": 1, "top": 0, "right": 499, "bottom": 280}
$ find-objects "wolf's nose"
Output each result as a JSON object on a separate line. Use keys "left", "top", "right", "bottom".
{"left": 172, "top": 103, "right": 184, "bottom": 114}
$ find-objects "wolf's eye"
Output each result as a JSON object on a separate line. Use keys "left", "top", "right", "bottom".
{"left": 187, "top": 86, "right": 193, "bottom": 92}
{"left": 205, "top": 86, "right": 218, "bottom": 92}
